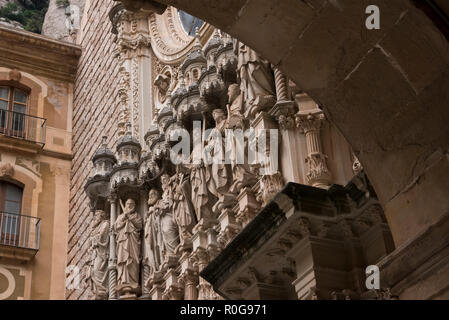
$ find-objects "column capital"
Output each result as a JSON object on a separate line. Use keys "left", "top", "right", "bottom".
{"left": 108, "top": 193, "right": 118, "bottom": 203}
{"left": 295, "top": 111, "right": 325, "bottom": 134}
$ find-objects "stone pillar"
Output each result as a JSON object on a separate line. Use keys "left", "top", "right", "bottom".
{"left": 110, "top": 4, "right": 154, "bottom": 142}
{"left": 179, "top": 252, "right": 198, "bottom": 300}
{"left": 251, "top": 112, "right": 284, "bottom": 205}
{"left": 272, "top": 66, "right": 289, "bottom": 102}
{"left": 140, "top": 189, "right": 151, "bottom": 299}
{"left": 295, "top": 111, "right": 332, "bottom": 188}
{"left": 108, "top": 193, "right": 118, "bottom": 300}
{"left": 269, "top": 68, "right": 303, "bottom": 184}
{"left": 190, "top": 220, "right": 221, "bottom": 300}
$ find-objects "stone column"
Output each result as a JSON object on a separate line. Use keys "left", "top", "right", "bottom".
{"left": 140, "top": 189, "right": 151, "bottom": 299}
{"left": 269, "top": 67, "right": 303, "bottom": 184}
{"left": 108, "top": 193, "right": 118, "bottom": 300}
{"left": 273, "top": 66, "right": 289, "bottom": 102}
{"left": 295, "top": 111, "right": 332, "bottom": 188}
{"left": 110, "top": 4, "right": 154, "bottom": 143}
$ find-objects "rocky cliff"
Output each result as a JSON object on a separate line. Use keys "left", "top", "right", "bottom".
{"left": 0, "top": 0, "right": 49, "bottom": 33}
{"left": 42, "top": 0, "right": 85, "bottom": 42}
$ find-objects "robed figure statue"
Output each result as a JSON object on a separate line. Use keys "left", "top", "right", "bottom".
{"left": 86, "top": 209, "right": 109, "bottom": 300}
{"left": 114, "top": 198, "right": 143, "bottom": 296}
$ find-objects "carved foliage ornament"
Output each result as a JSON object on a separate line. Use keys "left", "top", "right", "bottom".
{"left": 0, "top": 163, "right": 14, "bottom": 178}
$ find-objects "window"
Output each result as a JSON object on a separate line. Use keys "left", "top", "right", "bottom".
{"left": 0, "top": 86, "right": 29, "bottom": 138}
{"left": 178, "top": 10, "right": 204, "bottom": 37}
{"left": 0, "top": 181, "right": 23, "bottom": 244}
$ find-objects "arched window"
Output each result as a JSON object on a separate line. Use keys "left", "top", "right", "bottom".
{"left": 0, "top": 86, "right": 29, "bottom": 138}
{"left": 0, "top": 181, "right": 23, "bottom": 244}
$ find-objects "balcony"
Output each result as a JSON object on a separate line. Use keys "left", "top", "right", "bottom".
{"left": 0, "top": 109, "right": 46, "bottom": 147}
{"left": 0, "top": 212, "right": 41, "bottom": 261}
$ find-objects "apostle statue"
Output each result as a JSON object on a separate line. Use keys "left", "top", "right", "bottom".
{"left": 204, "top": 109, "right": 236, "bottom": 214}
{"left": 234, "top": 40, "right": 275, "bottom": 116}
{"left": 225, "top": 84, "right": 258, "bottom": 193}
{"left": 157, "top": 174, "right": 180, "bottom": 259}
{"left": 144, "top": 189, "right": 162, "bottom": 274}
{"left": 172, "top": 170, "right": 196, "bottom": 242}
{"left": 114, "top": 198, "right": 143, "bottom": 296}
{"left": 86, "top": 209, "right": 109, "bottom": 300}
{"left": 189, "top": 128, "right": 214, "bottom": 221}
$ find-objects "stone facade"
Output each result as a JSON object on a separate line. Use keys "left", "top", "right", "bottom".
{"left": 0, "top": 25, "right": 81, "bottom": 299}
{"left": 75, "top": 2, "right": 389, "bottom": 300}
{"left": 63, "top": 0, "right": 449, "bottom": 300}
{"left": 66, "top": 0, "right": 121, "bottom": 300}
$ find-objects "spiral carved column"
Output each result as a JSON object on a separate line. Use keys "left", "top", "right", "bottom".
{"left": 273, "top": 66, "right": 289, "bottom": 102}
{"left": 108, "top": 193, "right": 118, "bottom": 300}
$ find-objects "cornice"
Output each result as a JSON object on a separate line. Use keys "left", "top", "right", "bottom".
{"left": 0, "top": 26, "right": 82, "bottom": 83}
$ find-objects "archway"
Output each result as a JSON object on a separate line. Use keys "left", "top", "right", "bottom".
{"left": 108, "top": 0, "right": 449, "bottom": 299}
{"left": 117, "top": 0, "right": 449, "bottom": 250}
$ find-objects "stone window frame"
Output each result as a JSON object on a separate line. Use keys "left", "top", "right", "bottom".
{"left": 0, "top": 84, "right": 30, "bottom": 137}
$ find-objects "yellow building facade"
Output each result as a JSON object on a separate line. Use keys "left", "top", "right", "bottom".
{"left": 0, "top": 26, "right": 80, "bottom": 300}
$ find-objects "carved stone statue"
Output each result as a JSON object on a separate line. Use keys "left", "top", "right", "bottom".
{"left": 144, "top": 189, "right": 162, "bottom": 274}
{"left": 205, "top": 109, "right": 235, "bottom": 214}
{"left": 172, "top": 172, "right": 196, "bottom": 241}
{"left": 86, "top": 209, "right": 109, "bottom": 300}
{"left": 226, "top": 84, "right": 245, "bottom": 130}
{"left": 189, "top": 130, "right": 214, "bottom": 221}
{"left": 157, "top": 174, "right": 180, "bottom": 259}
{"left": 226, "top": 85, "right": 258, "bottom": 193}
{"left": 114, "top": 198, "right": 143, "bottom": 296}
{"left": 234, "top": 40, "right": 275, "bottom": 116}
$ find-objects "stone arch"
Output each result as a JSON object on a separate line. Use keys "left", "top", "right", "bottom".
{"left": 138, "top": 0, "right": 449, "bottom": 248}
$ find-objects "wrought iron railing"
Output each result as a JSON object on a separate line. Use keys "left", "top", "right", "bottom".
{"left": 0, "top": 109, "right": 46, "bottom": 146}
{"left": 0, "top": 212, "right": 41, "bottom": 251}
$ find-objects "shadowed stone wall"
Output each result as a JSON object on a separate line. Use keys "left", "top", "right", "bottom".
{"left": 67, "top": 0, "right": 120, "bottom": 300}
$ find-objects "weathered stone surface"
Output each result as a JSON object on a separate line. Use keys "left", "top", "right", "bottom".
{"left": 42, "top": 0, "right": 85, "bottom": 41}
{"left": 67, "top": 0, "right": 120, "bottom": 300}
{"left": 150, "top": 0, "right": 449, "bottom": 251}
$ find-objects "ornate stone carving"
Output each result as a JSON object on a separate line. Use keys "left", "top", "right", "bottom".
{"left": 296, "top": 112, "right": 331, "bottom": 188}
{"left": 204, "top": 109, "right": 235, "bottom": 214}
{"left": 8, "top": 69, "right": 21, "bottom": 82}
{"left": 0, "top": 163, "right": 14, "bottom": 178}
{"left": 173, "top": 172, "right": 197, "bottom": 242}
{"left": 131, "top": 58, "right": 140, "bottom": 137}
{"left": 361, "top": 288, "right": 398, "bottom": 300}
{"left": 114, "top": 198, "right": 143, "bottom": 297}
{"left": 144, "top": 189, "right": 162, "bottom": 277}
{"left": 86, "top": 210, "right": 110, "bottom": 300}
{"left": 118, "top": 67, "right": 131, "bottom": 137}
{"left": 234, "top": 40, "right": 276, "bottom": 117}
{"left": 257, "top": 172, "right": 284, "bottom": 206}
{"left": 157, "top": 174, "right": 180, "bottom": 259}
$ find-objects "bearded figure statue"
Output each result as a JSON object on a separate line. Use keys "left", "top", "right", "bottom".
{"left": 86, "top": 209, "right": 110, "bottom": 300}
{"left": 234, "top": 40, "right": 275, "bottom": 117}
{"left": 157, "top": 174, "right": 180, "bottom": 260}
{"left": 114, "top": 198, "right": 143, "bottom": 296}
{"left": 144, "top": 189, "right": 162, "bottom": 275}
